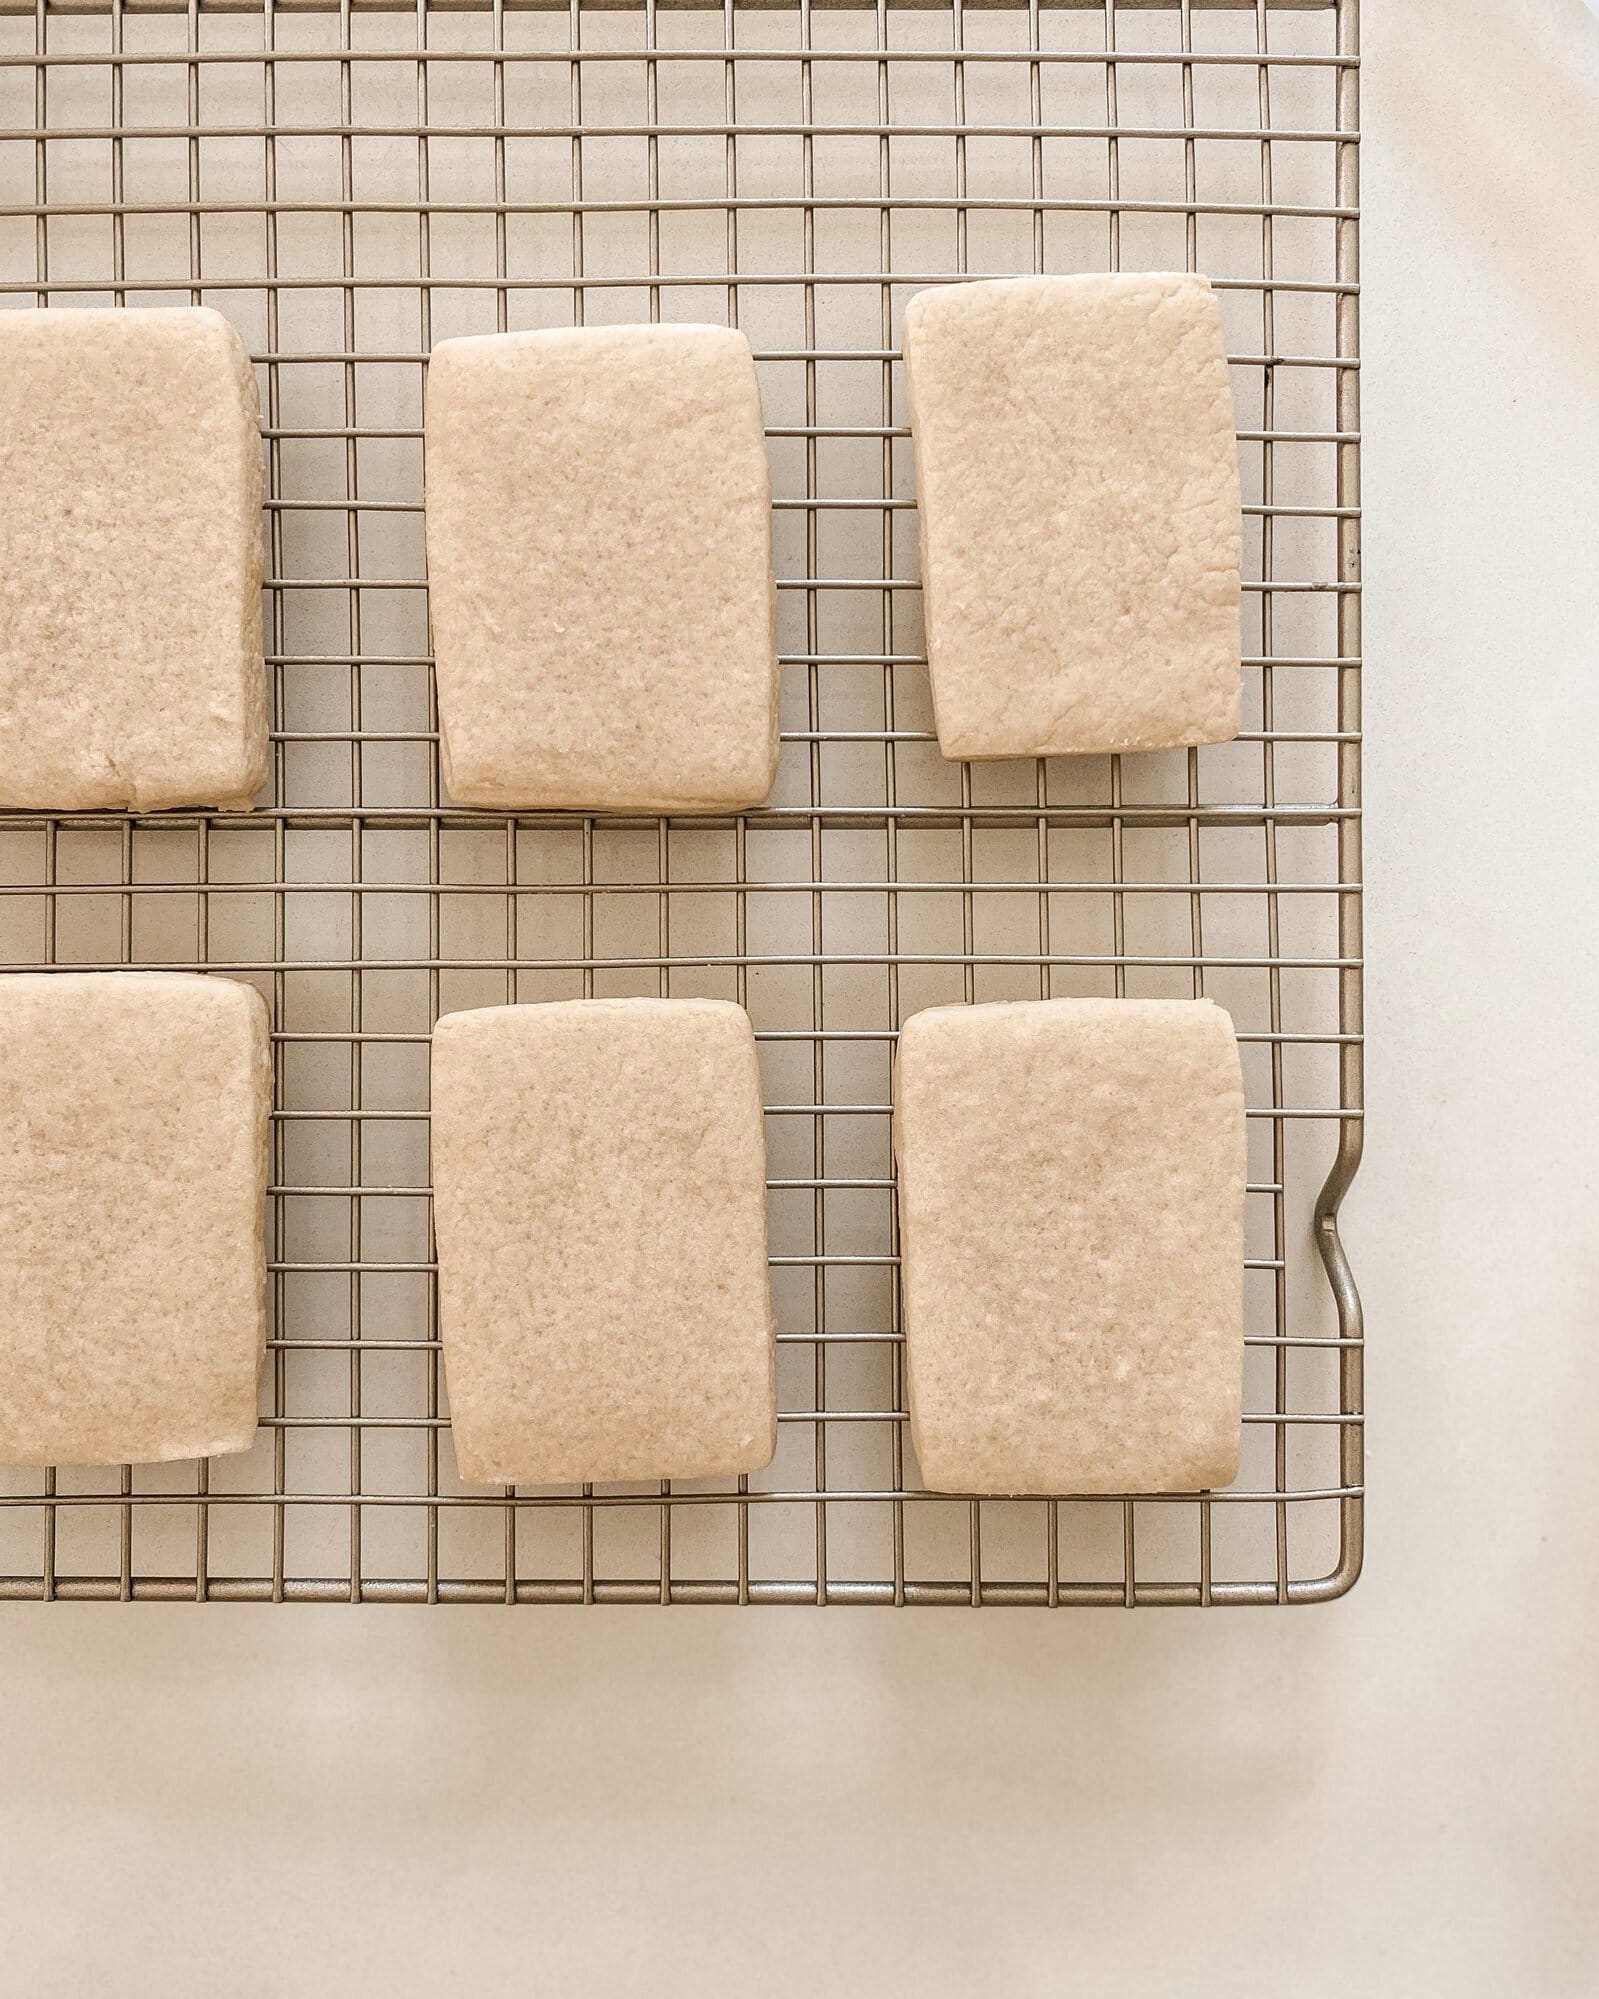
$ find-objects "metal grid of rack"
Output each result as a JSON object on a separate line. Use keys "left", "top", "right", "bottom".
{"left": 0, "top": 0, "right": 1361, "bottom": 1606}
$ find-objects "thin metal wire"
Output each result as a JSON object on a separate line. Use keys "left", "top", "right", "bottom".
{"left": 0, "top": 0, "right": 1340, "bottom": 11}
{"left": 0, "top": 0, "right": 1361, "bottom": 1607}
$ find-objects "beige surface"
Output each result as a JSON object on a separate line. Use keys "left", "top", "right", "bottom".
{"left": 894, "top": 998, "right": 1245, "bottom": 1495}
{"left": 0, "top": 307, "right": 266, "bottom": 813}
{"left": 424, "top": 324, "right": 779, "bottom": 812}
{"left": 0, "top": 10, "right": 1596, "bottom": 1999}
{"left": 432, "top": 998, "right": 776, "bottom": 1485}
{"left": 0, "top": 973, "right": 271, "bottom": 1467}
{"left": 902, "top": 273, "right": 1243, "bottom": 760}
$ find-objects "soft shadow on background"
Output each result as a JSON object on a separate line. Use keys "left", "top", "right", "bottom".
{"left": 1, "top": 2, "right": 1597, "bottom": 1993}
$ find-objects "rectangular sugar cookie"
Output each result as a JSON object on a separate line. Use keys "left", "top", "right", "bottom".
{"left": 0, "top": 307, "right": 267, "bottom": 812}
{"left": 0, "top": 973, "right": 271, "bottom": 1466}
{"left": 902, "top": 273, "right": 1243, "bottom": 760}
{"left": 894, "top": 998, "right": 1246, "bottom": 1495}
{"left": 432, "top": 998, "right": 776, "bottom": 1486}
{"left": 425, "top": 324, "right": 779, "bottom": 813}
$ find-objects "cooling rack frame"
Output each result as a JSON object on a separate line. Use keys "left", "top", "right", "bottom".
{"left": 0, "top": 0, "right": 1362, "bottom": 1606}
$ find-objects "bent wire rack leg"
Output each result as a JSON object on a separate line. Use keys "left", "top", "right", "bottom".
{"left": 0, "top": 0, "right": 1363, "bottom": 1607}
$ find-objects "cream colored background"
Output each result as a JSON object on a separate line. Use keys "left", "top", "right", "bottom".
{"left": 1, "top": 1, "right": 1596, "bottom": 1990}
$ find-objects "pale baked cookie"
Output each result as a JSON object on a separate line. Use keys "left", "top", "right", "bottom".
{"left": 0, "top": 973, "right": 272, "bottom": 1466}
{"left": 0, "top": 308, "right": 267, "bottom": 812}
{"left": 894, "top": 998, "right": 1246, "bottom": 1495}
{"left": 424, "top": 324, "right": 780, "bottom": 813}
{"left": 902, "top": 273, "right": 1243, "bottom": 760}
{"left": 432, "top": 998, "right": 777, "bottom": 1486}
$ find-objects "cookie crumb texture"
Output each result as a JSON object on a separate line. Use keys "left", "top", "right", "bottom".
{"left": 894, "top": 997, "right": 1246, "bottom": 1495}
{"left": 0, "top": 307, "right": 267, "bottom": 812}
{"left": 0, "top": 973, "right": 272, "bottom": 1466}
{"left": 432, "top": 997, "right": 777, "bottom": 1486}
{"left": 902, "top": 273, "right": 1243, "bottom": 760}
{"left": 425, "top": 324, "right": 780, "bottom": 813}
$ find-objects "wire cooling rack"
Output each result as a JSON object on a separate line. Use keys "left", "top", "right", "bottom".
{"left": 0, "top": 0, "right": 1361, "bottom": 1606}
